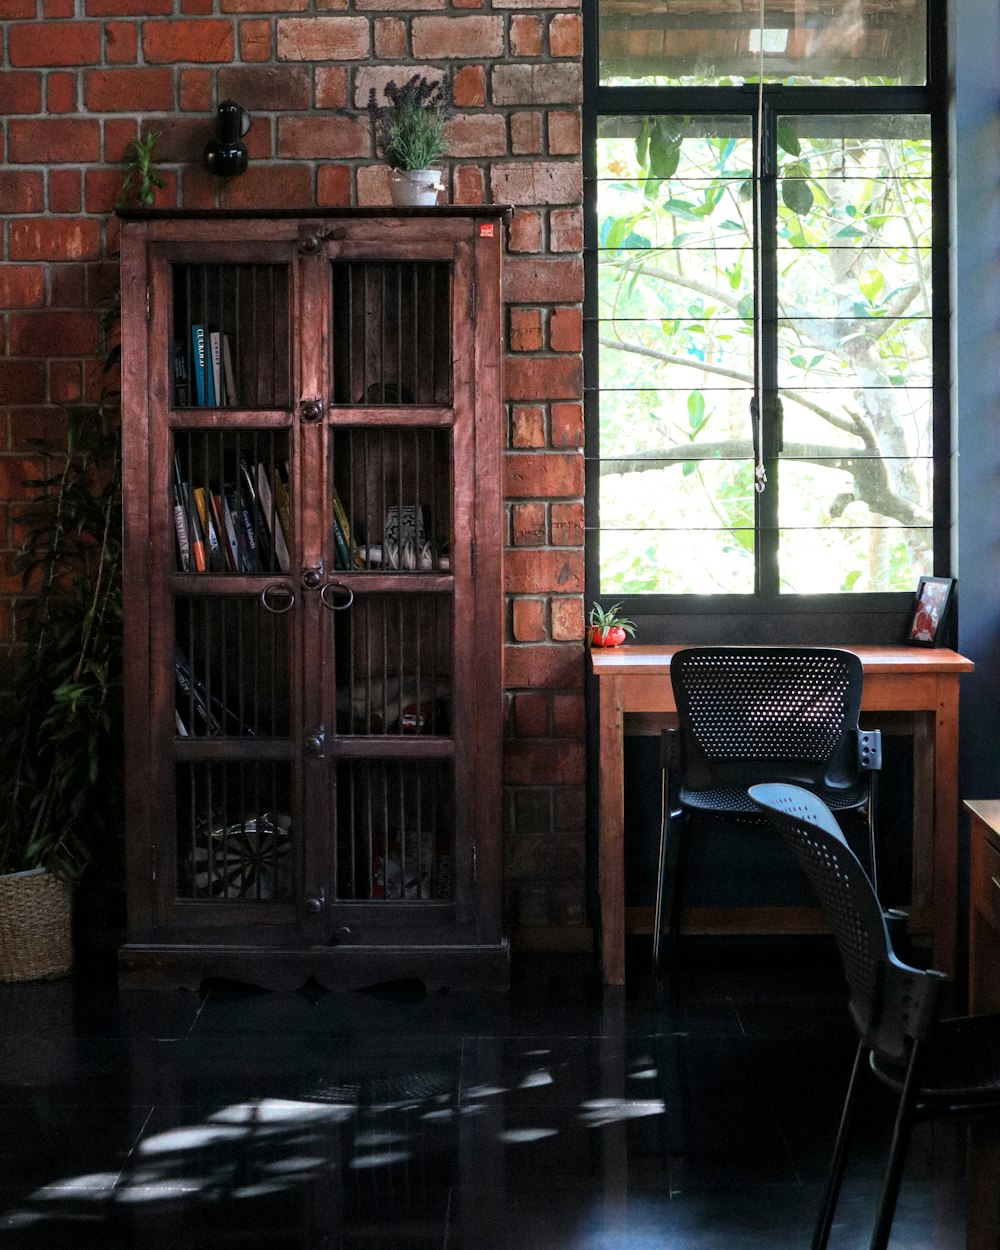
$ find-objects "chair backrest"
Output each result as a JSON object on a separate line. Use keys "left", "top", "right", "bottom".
{"left": 748, "top": 783, "right": 944, "bottom": 1065}
{"left": 670, "top": 647, "right": 864, "bottom": 792}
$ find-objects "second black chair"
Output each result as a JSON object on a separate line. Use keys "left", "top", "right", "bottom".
{"left": 654, "top": 647, "right": 882, "bottom": 993}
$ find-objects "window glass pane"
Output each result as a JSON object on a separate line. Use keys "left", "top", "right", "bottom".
{"left": 775, "top": 114, "right": 933, "bottom": 594}
{"left": 602, "top": 526, "right": 755, "bottom": 596}
{"left": 600, "top": 0, "right": 926, "bottom": 88}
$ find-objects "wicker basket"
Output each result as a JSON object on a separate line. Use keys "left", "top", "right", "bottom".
{"left": 0, "top": 868, "right": 73, "bottom": 982}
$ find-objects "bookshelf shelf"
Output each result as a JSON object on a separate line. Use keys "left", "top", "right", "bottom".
{"left": 119, "top": 210, "right": 508, "bottom": 990}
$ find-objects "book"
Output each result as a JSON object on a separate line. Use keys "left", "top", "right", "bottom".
{"left": 210, "top": 491, "right": 237, "bottom": 571}
{"left": 173, "top": 453, "right": 192, "bottom": 571}
{"left": 239, "top": 456, "right": 272, "bottom": 570}
{"left": 222, "top": 490, "right": 250, "bottom": 572}
{"left": 333, "top": 514, "right": 352, "bottom": 570}
{"left": 172, "top": 339, "right": 189, "bottom": 407}
{"left": 183, "top": 482, "right": 207, "bottom": 572}
{"left": 272, "top": 463, "right": 293, "bottom": 559}
{"left": 190, "top": 324, "right": 207, "bottom": 406}
{"left": 193, "top": 486, "right": 225, "bottom": 572}
{"left": 332, "top": 488, "right": 361, "bottom": 568}
{"left": 222, "top": 334, "right": 237, "bottom": 407}
{"left": 227, "top": 486, "right": 259, "bottom": 573}
{"left": 256, "top": 462, "right": 290, "bottom": 572}
{"left": 209, "top": 331, "right": 223, "bottom": 407}
{"left": 175, "top": 647, "right": 255, "bottom": 737}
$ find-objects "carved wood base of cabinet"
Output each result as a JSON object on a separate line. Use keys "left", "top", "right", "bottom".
{"left": 118, "top": 941, "right": 511, "bottom": 992}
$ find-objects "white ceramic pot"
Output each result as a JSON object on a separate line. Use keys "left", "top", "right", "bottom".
{"left": 389, "top": 168, "right": 444, "bottom": 207}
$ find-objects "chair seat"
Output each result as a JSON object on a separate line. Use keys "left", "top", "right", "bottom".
{"left": 679, "top": 778, "right": 870, "bottom": 817}
{"left": 871, "top": 1012, "right": 1000, "bottom": 1105}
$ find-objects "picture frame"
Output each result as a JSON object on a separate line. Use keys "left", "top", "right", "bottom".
{"left": 905, "top": 575, "right": 955, "bottom": 647}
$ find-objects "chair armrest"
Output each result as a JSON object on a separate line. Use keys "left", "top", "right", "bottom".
{"left": 857, "top": 728, "right": 882, "bottom": 772}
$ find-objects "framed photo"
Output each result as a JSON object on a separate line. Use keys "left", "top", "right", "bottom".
{"left": 906, "top": 576, "right": 955, "bottom": 647}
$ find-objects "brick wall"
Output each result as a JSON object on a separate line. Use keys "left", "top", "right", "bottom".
{"left": 0, "top": 0, "right": 587, "bottom": 942}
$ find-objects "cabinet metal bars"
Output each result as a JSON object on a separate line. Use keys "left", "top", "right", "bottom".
{"left": 330, "top": 261, "right": 452, "bottom": 406}
{"left": 173, "top": 430, "right": 292, "bottom": 575}
{"left": 170, "top": 263, "right": 291, "bottom": 410}
{"left": 174, "top": 595, "right": 290, "bottom": 738}
{"left": 334, "top": 592, "right": 451, "bottom": 736}
{"left": 331, "top": 427, "right": 451, "bottom": 572}
{"left": 335, "top": 759, "right": 454, "bottom": 902}
{"left": 176, "top": 761, "right": 293, "bottom": 902}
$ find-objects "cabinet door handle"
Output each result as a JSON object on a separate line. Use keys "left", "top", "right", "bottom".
{"left": 302, "top": 565, "right": 323, "bottom": 589}
{"left": 260, "top": 583, "right": 294, "bottom": 614}
{"left": 321, "top": 581, "right": 354, "bottom": 611}
{"left": 300, "top": 398, "right": 325, "bottom": 423}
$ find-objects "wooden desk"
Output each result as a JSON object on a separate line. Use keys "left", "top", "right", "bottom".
{"left": 591, "top": 645, "right": 974, "bottom": 986}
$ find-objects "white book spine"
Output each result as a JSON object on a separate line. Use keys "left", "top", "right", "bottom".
{"left": 256, "top": 462, "right": 290, "bottom": 572}
{"left": 209, "top": 331, "right": 223, "bottom": 406}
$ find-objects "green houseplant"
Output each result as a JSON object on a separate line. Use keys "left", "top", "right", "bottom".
{"left": 367, "top": 74, "right": 454, "bottom": 206}
{"left": 0, "top": 405, "right": 123, "bottom": 979}
{"left": 588, "top": 601, "right": 637, "bottom": 648}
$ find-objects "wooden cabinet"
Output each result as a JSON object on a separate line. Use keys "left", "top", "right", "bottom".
{"left": 118, "top": 209, "right": 509, "bottom": 989}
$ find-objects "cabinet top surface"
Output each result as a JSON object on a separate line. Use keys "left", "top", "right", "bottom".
{"left": 964, "top": 799, "right": 1000, "bottom": 842}
{"left": 117, "top": 206, "right": 514, "bottom": 222}
{"left": 590, "top": 644, "right": 975, "bottom": 677}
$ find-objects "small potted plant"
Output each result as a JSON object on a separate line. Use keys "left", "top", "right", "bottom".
{"left": 589, "top": 602, "right": 637, "bottom": 648}
{"left": 367, "top": 74, "right": 454, "bottom": 207}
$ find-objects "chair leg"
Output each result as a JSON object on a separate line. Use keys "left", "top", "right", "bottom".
{"left": 868, "top": 1048, "right": 923, "bottom": 1250}
{"left": 653, "top": 773, "right": 671, "bottom": 976}
{"left": 667, "top": 816, "right": 691, "bottom": 1004}
{"left": 813, "top": 1040, "right": 867, "bottom": 1250}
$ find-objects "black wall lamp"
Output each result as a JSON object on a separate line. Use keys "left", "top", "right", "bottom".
{"left": 204, "top": 100, "right": 252, "bottom": 177}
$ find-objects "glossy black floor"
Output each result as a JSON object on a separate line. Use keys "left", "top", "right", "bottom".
{"left": 0, "top": 939, "right": 965, "bottom": 1249}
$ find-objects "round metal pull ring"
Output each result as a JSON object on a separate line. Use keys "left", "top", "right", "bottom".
{"left": 260, "top": 583, "right": 295, "bottom": 614}
{"left": 320, "top": 581, "right": 354, "bottom": 611}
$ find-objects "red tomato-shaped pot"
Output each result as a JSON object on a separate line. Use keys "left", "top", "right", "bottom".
{"left": 591, "top": 625, "right": 626, "bottom": 648}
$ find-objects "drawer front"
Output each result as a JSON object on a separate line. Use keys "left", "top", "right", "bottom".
{"left": 973, "top": 831, "right": 1000, "bottom": 937}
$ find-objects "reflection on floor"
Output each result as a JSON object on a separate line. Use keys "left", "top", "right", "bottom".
{"left": 0, "top": 940, "right": 964, "bottom": 1249}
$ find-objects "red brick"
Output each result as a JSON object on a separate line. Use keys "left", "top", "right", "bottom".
{"left": 105, "top": 20, "right": 138, "bottom": 62}
{"left": 551, "top": 596, "right": 583, "bottom": 641}
{"left": 277, "top": 17, "right": 369, "bottom": 60}
{"left": 554, "top": 784, "right": 586, "bottom": 832}
{"left": 508, "top": 210, "right": 541, "bottom": 253}
{"left": 9, "top": 219, "right": 101, "bottom": 262}
{"left": 219, "top": 163, "right": 313, "bottom": 208}
{"left": 511, "top": 403, "right": 544, "bottom": 448}
{"left": 356, "top": 164, "right": 391, "bottom": 207}
{"left": 491, "top": 160, "right": 582, "bottom": 207}
{"left": 550, "top": 401, "right": 582, "bottom": 448}
{"left": 512, "top": 596, "right": 546, "bottom": 641}
{"left": 453, "top": 0, "right": 482, "bottom": 9}
{"left": 8, "top": 119, "right": 100, "bottom": 163}
{"left": 44, "top": 0, "right": 75, "bottom": 14}
{"left": 0, "top": 171, "right": 44, "bottom": 214}
{"left": 549, "top": 12, "right": 582, "bottom": 56}
{"left": 278, "top": 115, "right": 368, "bottom": 159}
{"left": 0, "top": 72, "right": 43, "bottom": 114}
{"left": 182, "top": 0, "right": 213, "bottom": 12}
{"left": 512, "top": 691, "right": 550, "bottom": 737}
{"left": 453, "top": 64, "right": 485, "bottom": 108}
{"left": 48, "top": 169, "right": 82, "bottom": 213}
{"left": 0, "top": 266, "right": 45, "bottom": 308}
{"left": 442, "top": 113, "right": 506, "bottom": 157}
{"left": 177, "top": 68, "right": 210, "bottom": 110}
{"left": 548, "top": 110, "right": 580, "bottom": 155}
{"left": 512, "top": 501, "right": 546, "bottom": 545}
{"left": 0, "top": 362, "right": 45, "bottom": 405}
{"left": 87, "top": 0, "right": 171, "bottom": 12}
{"left": 9, "top": 312, "right": 98, "bottom": 358}
{"left": 550, "top": 206, "right": 583, "bottom": 252}
{"left": 550, "top": 306, "right": 581, "bottom": 353}
{"left": 46, "top": 71, "right": 78, "bottom": 113}
{"left": 85, "top": 260, "right": 121, "bottom": 307}
{"left": 552, "top": 690, "right": 585, "bottom": 736}
{"left": 505, "top": 548, "right": 583, "bottom": 593}
{"left": 355, "top": 65, "right": 441, "bottom": 110}
{"left": 315, "top": 66, "right": 348, "bottom": 108}
{"left": 510, "top": 307, "right": 543, "bottom": 353}
{"left": 85, "top": 169, "right": 123, "bottom": 214}
{"left": 49, "top": 360, "right": 83, "bottom": 404}
{"left": 224, "top": 0, "right": 306, "bottom": 9}
{"left": 103, "top": 118, "right": 138, "bottom": 163}
{"left": 49, "top": 263, "right": 86, "bottom": 306}
{"left": 143, "top": 20, "right": 234, "bottom": 63}
{"left": 505, "top": 355, "right": 582, "bottom": 402}
{"left": 492, "top": 63, "right": 581, "bottom": 105}
{"left": 239, "top": 18, "right": 272, "bottom": 60}
{"left": 317, "top": 163, "right": 351, "bottom": 205}
{"left": 505, "top": 739, "right": 585, "bottom": 785}
{"left": 9, "top": 22, "right": 100, "bottom": 65}
{"left": 505, "top": 641, "right": 583, "bottom": 690}
{"left": 505, "top": 450, "right": 583, "bottom": 498}
{"left": 452, "top": 164, "right": 485, "bottom": 205}
{"left": 510, "top": 111, "right": 542, "bottom": 155}
{"left": 85, "top": 67, "right": 174, "bottom": 112}
{"left": 505, "top": 256, "right": 583, "bottom": 303}
{"left": 551, "top": 500, "right": 583, "bottom": 545}
{"left": 510, "top": 13, "right": 542, "bottom": 55}
{"left": 411, "top": 16, "right": 503, "bottom": 58}
{"left": 373, "top": 16, "right": 405, "bottom": 56}
{"left": 0, "top": 0, "right": 36, "bottom": 14}
{"left": 219, "top": 65, "right": 310, "bottom": 110}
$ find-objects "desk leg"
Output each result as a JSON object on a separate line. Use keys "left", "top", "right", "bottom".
{"left": 599, "top": 674, "right": 626, "bottom": 985}
{"left": 933, "top": 676, "right": 959, "bottom": 978}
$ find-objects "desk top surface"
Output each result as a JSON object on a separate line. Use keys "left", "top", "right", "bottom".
{"left": 590, "top": 644, "right": 974, "bottom": 677}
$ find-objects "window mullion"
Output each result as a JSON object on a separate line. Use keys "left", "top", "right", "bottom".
{"left": 757, "top": 100, "right": 780, "bottom": 597}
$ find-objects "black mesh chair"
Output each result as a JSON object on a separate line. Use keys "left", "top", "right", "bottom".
{"left": 749, "top": 782, "right": 1000, "bottom": 1250}
{"left": 655, "top": 647, "right": 882, "bottom": 994}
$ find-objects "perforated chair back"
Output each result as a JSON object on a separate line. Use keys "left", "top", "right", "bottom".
{"left": 748, "top": 783, "right": 943, "bottom": 1067}
{"left": 671, "top": 647, "right": 865, "bottom": 794}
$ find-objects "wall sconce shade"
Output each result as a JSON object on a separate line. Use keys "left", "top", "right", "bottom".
{"left": 204, "top": 100, "right": 251, "bottom": 178}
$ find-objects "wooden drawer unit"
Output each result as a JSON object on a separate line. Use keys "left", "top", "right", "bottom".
{"left": 967, "top": 799, "right": 1000, "bottom": 1014}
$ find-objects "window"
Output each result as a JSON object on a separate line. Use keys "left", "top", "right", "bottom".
{"left": 586, "top": 0, "right": 947, "bottom": 605}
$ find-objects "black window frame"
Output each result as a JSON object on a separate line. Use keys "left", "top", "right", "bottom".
{"left": 582, "top": 2, "right": 951, "bottom": 643}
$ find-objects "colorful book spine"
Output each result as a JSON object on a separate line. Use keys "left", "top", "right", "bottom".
{"left": 210, "top": 492, "right": 238, "bottom": 571}
{"left": 190, "top": 325, "right": 207, "bottom": 406}
{"left": 222, "top": 491, "right": 246, "bottom": 571}
{"left": 333, "top": 515, "right": 351, "bottom": 570}
{"left": 173, "top": 453, "right": 192, "bottom": 571}
{"left": 272, "top": 464, "right": 293, "bottom": 558}
{"left": 332, "top": 488, "right": 361, "bottom": 568}
{"left": 209, "top": 331, "right": 223, "bottom": 407}
{"left": 193, "top": 486, "right": 225, "bottom": 572}
{"left": 239, "top": 456, "right": 272, "bottom": 569}
{"left": 256, "top": 462, "right": 290, "bottom": 573}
